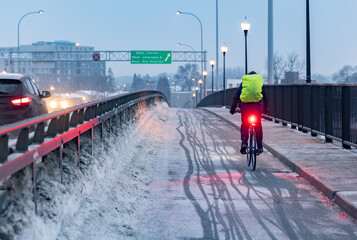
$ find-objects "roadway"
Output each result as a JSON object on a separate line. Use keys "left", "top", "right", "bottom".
{"left": 135, "top": 108, "right": 357, "bottom": 239}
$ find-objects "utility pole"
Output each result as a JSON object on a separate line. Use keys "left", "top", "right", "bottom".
{"left": 268, "top": 0, "right": 274, "bottom": 84}
{"left": 215, "top": 0, "right": 219, "bottom": 91}
{"left": 306, "top": 0, "right": 311, "bottom": 83}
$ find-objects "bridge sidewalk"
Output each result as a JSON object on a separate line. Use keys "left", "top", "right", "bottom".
{"left": 203, "top": 107, "right": 357, "bottom": 220}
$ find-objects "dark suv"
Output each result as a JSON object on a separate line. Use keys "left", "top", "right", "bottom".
{"left": 0, "top": 73, "right": 51, "bottom": 126}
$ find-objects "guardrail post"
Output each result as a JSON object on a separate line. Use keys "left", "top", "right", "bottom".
{"left": 310, "top": 85, "right": 317, "bottom": 136}
{"left": 33, "top": 123, "right": 45, "bottom": 144}
{"left": 101, "top": 122, "right": 104, "bottom": 152}
{"left": 291, "top": 85, "right": 298, "bottom": 129}
{"left": 78, "top": 109, "right": 84, "bottom": 124}
{"left": 298, "top": 85, "right": 304, "bottom": 132}
{"left": 325, "top": 86, "right": 333, "bottom": 143}
{"left": 32, "top": 161, "right": 37, "bottom": 215}
{"left": 273, "top": 87, "right": 278, "bottom": 123}
{"left": 64, "top": 114, "right": 69, "bottom": 132}
{"left": 16, "top": 128, "right": 29, "bottom": 152}
{"left": 70, "top": 111, "right": 78, "bottom": 128}
{"left": 0, "top": 135, "right": 8, "bottom": 163}
{"left": 91, "top": 126, "right": 94, "bottom": 158}
{"left": 47, "top": 118, "right": 58, "bottom": 138}
{"left": 109, "top": 117, "right": 112, "bottom": 143}
{"left": 58, "top": 116, "right": 65, "bottom": 134}
{"left": 78, "top": 132, "right": 81, "bottom": 167}
{"left": 342, "top": 86, "right": 351, "bottom": 149}
{"left": 84, "top": 107, "right": 91, "bottom": 122}
{"left": 59, "top": 141, "right": 63, "bottom": 184}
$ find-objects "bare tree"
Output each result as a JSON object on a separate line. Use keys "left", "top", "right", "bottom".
{"left": 173, "top": 64, "right": 200, "bottom": 91}
{"left": 333, "top": 65, "right": 357, "bottom": 83}
{"left": 272, "top": 53, "right": 286, "bottom": 84}
{"left": 286, "top": 51, "right": 305, "bottom": 74}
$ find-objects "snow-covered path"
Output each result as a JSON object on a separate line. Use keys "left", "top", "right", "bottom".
{"left": 136, "top": 108, "right": 357, "bottom": 239}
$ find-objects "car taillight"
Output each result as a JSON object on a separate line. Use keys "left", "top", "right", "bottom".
{"left": 11, "top": 97, "right": 31, "bottom": 106}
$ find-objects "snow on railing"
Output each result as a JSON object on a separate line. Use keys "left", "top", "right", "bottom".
{"left": 0, "top": 90, "right": 167, "bottom": 214}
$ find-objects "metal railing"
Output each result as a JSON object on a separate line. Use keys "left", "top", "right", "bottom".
{"left": 0, "top": 90, "right": 167, "bottom": 213}
{"left": 197, "top": 84, "right": 357, "bottom": 149}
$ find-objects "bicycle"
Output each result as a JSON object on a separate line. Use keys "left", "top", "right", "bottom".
{"left": 246, "top": 114, "right": 257, "bottom": 170}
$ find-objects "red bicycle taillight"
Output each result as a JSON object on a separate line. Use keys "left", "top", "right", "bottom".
{"left": 11, "top": 97, "right": 31, "bottom": 106}
{"left": 249, "top": 115, "right": 257, "bottom": 126}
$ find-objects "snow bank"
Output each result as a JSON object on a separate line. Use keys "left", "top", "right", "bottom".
{"left": 0, "top": 102, "right": 169, "bottom": 240}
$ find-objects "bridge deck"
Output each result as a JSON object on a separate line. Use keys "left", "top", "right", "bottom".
{"left": 136, "top": 108, "right": 357, "bottom": 239}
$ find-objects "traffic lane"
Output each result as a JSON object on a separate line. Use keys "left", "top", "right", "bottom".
{"left": 171, "top": 109, "right": 357, "bottom": 239}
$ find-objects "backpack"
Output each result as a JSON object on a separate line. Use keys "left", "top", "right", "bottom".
{"left": 240, "top": 74, "right": 264, "bottom": 103}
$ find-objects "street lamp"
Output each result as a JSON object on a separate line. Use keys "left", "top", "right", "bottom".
{"left": 202, "top": 71, "right": 208, "bottom": 97}
{"left": 17, "top": 10, "right": 44, "bottom": 73}
{"left": 210, "top": 60, "right": 215, "bottom": 93}
{"left": 195, "top": 86, "right": 199, "bottom": 105}
{"left": 176, "top": 10, "right": 204, "bottom": 74}
{"left": 221, "top": 46, "right": 228, "bottom": 106}
{"left": 176, "top": 42, "right": 195, "bottom": 51}
{"left": 241, "top": 17, "right": 251, "bottom": 75}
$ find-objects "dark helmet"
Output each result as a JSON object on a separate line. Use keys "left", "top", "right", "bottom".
{"left": 248, "top": 71, "right": 257, "bottom": 75}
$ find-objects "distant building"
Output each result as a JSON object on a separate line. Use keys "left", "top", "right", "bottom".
{"left": 170, "top": 92, "right": 193, "bottom": 108}
{"left": 281, "top": 71, "right": 316, "bottom": 84}
{"left": 0, "top": 41, "right": 106, "bottom": 92}
{"left": 281, "top": 71, "right": 299, "bottom": 84}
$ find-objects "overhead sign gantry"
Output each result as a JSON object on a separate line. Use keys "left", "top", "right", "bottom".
{"left": 10, "top": 50, "right": 206, "bottom": 65}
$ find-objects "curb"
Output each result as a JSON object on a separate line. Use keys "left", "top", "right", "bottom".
{"left": 202, "top": 108, "right": 357, "bottom": 220}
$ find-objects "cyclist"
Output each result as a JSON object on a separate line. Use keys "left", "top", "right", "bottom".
{"left": 229, "top": 71, "right": 268, "bottom": 155}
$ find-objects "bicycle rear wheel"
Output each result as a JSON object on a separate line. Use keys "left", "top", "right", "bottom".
{"left": 247, "top": 130, "right": 252, "bottom": 166}
{"left": 251, "top": 131, "right": 257, "bottom": 170}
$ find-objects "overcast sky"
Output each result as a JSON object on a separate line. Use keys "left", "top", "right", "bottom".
{"left": 2, "top": 0, "right": 357, "bottom": 78}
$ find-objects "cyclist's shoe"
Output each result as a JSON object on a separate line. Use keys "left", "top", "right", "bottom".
{"left": 256, "top": 148, "right": 263, "bottom": 155}
{"left": 240, "top": 144, "right": 247, "bottom": 154}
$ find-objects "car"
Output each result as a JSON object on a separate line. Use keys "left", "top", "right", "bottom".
{"left": 0, "top": 73, "right": 51, "bottom": 126}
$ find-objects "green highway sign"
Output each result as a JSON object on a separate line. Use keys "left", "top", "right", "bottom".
{"left": 131, "top": 51, "right": 172, "bottom": 64}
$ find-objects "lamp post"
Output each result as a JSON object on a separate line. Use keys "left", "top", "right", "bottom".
{"left": 210, "top": 60, "right": 215, "bottom": 93}
{"left": 192, "top": 77, "right": 196, "bottom": 91}
{"left": 202, "top": 71, "right": 207, "bottom": 97}
{"left": 198, "top": 79, "right": 203, "bottom": 101}
{"left": 241, "top": 17, "right": 251, "bottom": 75}
{"left": 221, "top": 46, "right": 228, "bottom": 106}
{"left": 306, "top": 0, "right": 311, "bottom": 83}
{"left": 17, "top": 10, "right": 44, "bottom": 73}
{"left": 176, "top": 11, "right": 204, "bottom": 74}
{"left": 195, "top": 87, "right": 199, "bottom": 106}
{"left": 192, "top": 92, "right": 196, "bottom": 108}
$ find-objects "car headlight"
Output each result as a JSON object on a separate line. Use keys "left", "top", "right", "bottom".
{"left": 49, "top": 101, "right": 57, "bottom": 109}
{"left": 60, "top": 100, "right": 68, "bottom": 109}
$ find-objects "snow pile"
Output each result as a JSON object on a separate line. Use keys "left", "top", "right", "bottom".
{"left": 0, "top": 102, "right": 169, "bottom": 240}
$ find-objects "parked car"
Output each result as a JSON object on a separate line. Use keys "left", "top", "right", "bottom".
{"left": 0, "top": 73, "right": 51, "bottom": 126}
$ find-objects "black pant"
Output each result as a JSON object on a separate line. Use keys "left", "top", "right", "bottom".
{"left": 240, "top": 102, "right": 263, "bottom": 149}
